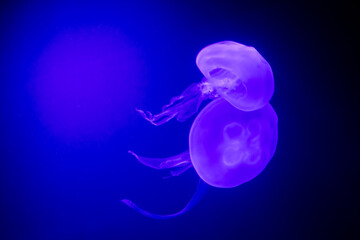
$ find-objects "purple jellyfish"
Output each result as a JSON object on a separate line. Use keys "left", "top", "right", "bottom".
{"left": 121, "top": 41, "right": 278, "bottom": 219}
{"left": 137, "top": 41, "right": 274, "bottom": 126}
{"left": 190, "top": 98, "right": 278, "bottom": 188}
{"left": 122, "top": 98, "right": 278, "bottom": 218}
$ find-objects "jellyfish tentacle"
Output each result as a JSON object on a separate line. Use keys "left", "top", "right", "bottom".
{"left": 135, "top": 109, "right": 177, "bottom": 127}
{"left": 163, "top": 162, "right": 193, "bottom": 179}
{"left": 121, "top": 179, "right": 209, "bottom": 219}
{"left": 128, "top": 150, "right": 192, "bottom": 172}
{"left": 136, "top": 82, "right": 212, "bottom": 126}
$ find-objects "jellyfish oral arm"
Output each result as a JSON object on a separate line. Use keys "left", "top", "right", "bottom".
{"left": 121, "top": 179, "right": 209, "bottom": 219}
{"left": 122, "top": 150, "right": 208, "bottom": 219}
{"left": 136, "top": 82, "right": 215, "bottom": 126}
{"left": 128, "top": 150, "right": 192, "bottom": 177}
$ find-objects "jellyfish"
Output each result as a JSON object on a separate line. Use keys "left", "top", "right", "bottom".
{"left": 137, "top": 41, "right": 274, "bottom": 126}
{"left": 122, "top": 98, "right": 278, "bottom": 219}
{"left": 121, "top": 41, "right": 278, "bottom": 219}
{"left": 189, "top": 98, "right": 278, "bottom": 188}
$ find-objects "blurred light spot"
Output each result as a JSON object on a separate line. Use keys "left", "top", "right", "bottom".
{"left": 30, "top": 26, "right": 145, "bottom": 141}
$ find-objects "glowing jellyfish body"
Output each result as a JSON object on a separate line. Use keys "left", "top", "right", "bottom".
{"left": 196, "top": 41, "right": 274, "bottom": 112}
{"left": 190, "top": 98, "right": 278, "bottom": 188}
{"left": 122, "top": 41, "right": 278, "bottom": 219}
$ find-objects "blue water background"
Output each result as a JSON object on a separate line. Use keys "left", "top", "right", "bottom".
{"left": 0, "top": 1, "right": 358, "bottom": 239}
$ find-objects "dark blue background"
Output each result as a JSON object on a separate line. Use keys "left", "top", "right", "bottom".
{"left": 1, "top": 1, "right": 359, "bottom": 239}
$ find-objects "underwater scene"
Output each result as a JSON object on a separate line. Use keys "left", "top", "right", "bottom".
{"left": 0, "top": 1, "right": 358, "bottom": 239}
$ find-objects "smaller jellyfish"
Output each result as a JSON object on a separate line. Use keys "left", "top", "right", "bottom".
{"left": 137, "top": 41, "right": 274, "bottom": 126}
{"left": 122, "top": 98, "right": 278, "bottom": 218}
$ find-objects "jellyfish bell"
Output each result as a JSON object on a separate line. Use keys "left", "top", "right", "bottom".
{"left": 190, "top": 98, "right": 278, "bottom": 188}
{"left": 196, "top": 41, "right": 274, "bottom": 112}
